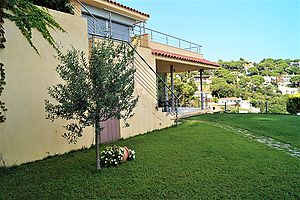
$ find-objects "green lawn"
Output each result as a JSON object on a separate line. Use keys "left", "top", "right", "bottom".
{"left": 1, "top": 116, "right": 300, "bottom": 199}
{"left": 189, "top": 113, "right": 300, "bottom": 148}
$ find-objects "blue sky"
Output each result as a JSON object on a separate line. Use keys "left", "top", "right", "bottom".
{"left": 118, "top": 0, "right": 300, "bottom": 62}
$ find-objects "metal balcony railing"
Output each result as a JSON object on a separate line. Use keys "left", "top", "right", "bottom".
{"left": 133, "top": 23, "right": 202, "bottom": 54}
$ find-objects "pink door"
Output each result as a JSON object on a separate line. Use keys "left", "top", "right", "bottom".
{"left": 100, "top": 118, "right": 120, "bottom": 144}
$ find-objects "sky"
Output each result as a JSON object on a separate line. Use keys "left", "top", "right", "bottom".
{"left": 118, "top": 0, "right": 300, "bottom": 62}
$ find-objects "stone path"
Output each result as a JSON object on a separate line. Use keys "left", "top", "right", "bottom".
{"left": 196, "top": 120, "right": 300, "bottom": 160}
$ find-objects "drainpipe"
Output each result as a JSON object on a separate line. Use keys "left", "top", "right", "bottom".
{"left": 199, "top": 69, "right": 204, "bottom": 110}
{"left": 163, "top": 73, "right": 169, "bottom": 112}
{"left": 170, "top": 65, "right": 175, "bottom": 112}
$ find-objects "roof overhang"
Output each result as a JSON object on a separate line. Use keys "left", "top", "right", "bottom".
{"left": 152, "top": 49, "right": 219, "bottom": 73}
{"left": 80, "top": 0, "right": 149, "bottom": 21}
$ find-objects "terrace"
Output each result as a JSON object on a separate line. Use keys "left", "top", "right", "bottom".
{"left": 78, "top": 1, "right": 219, "bottom": 117}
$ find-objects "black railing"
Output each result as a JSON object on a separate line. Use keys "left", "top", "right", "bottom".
{"left": 133, "top": 23, "right": 202, "bottom": 54}
{"left": 90, "top": 33, "right": 179, "bottom": 120}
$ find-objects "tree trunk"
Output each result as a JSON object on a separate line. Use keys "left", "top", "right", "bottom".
{"left": 95, "top": 119, "right": 101, "bottom": 170}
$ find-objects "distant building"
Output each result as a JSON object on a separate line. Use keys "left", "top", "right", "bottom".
{"left": 239, "top": 100, "right": 251, "bottom": 110}
{"left": 218, "top": 97, "right": 251, "bottom": 111}
{"left": 277, "top": 75, "right": 296, "bottom": 86}
{"left": 278, "top": 86, "right": 299, "bottom": 95}
{"left": 218, "top": 97, "right": 242, "bottom": 106}
{"left": 194, "top": 75, "right": 212, "bottom": 92}
{"left": 263, "top": 76, "right": 276, "bottom": 85}
{"left": 244, "top": 62, "right": 255, "bottom": 75}
{"left": 194, "top": 76, "right": 212, "bottom": 85}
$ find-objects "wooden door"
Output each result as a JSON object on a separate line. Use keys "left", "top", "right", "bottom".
{"left": 100, "top": 118, "right": 120, "bottom": 144}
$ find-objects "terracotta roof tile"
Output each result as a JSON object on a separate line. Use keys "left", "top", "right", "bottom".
{"left": 105, "top": 0, "right": 150, "bottom": 18}
{"left": 151, "top": 49, "right": 219, "bottom": 67}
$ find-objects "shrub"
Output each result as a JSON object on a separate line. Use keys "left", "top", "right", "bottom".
{"left": 100, "top": 146, "right": 135, "bottom": 168}
{"left": 128, "top": 149, "right": 136, "bottom": 160}
{"left": 268, "top": 95, "right": 289, "bottom": 114}
{"left": 286, "top": 93, "right": 300, "bottom": 114}
{"left": 31, "top": 0, "right": 74, "bottom": 14}
{"left": 100, "top": 146, "right": 124, "bottom": 167}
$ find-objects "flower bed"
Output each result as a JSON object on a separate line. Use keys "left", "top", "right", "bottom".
{"left": 100, "top": 145, "right": 135, "bottom": 168}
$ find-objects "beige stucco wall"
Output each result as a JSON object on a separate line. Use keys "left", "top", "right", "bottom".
{"left": 0, "top": 9, "right": 94, "bottom": 166}
{"left": 120, "top": 46, "right": 174, "bottom": 139}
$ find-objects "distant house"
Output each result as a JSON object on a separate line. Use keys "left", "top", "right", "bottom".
{"left": 239, "top": 100, "right": 251, "bottom": 110}
{"left": 278, "top": 86, "right": 299, "bottom": 95}
{"left": 218, "top": 97, "right": 252, "bottom": 112}
{"left": 194, "top": 75, "right": 212, "bottom": 90}
{"left": 244, "top": 62, "right": 255, "bottom": 75}
{"left": 218, "top": 97, "right": 242, "bottom": 106}
{"left": 263, "top": 76, "right": 276, "bottom": 85}
{"left": 277, "top": 75, "right": 296, "bottom": 86}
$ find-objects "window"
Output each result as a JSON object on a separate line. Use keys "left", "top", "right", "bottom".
{"left": 112, "top": 22, "right": 131, "bottom": 42}
{"left": 82, "top": 13, "right": 107, "bottom": 37}
{"left": 82, "top": 13, "right": 132, "bottom": 42}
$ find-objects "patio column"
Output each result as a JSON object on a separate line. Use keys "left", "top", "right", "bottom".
{"left": 163, "top": 73, "right": 169, "bottom": 112}
{"left": 199, "top": 69, "right": 204, "bottom": 110}
{"left": 170, "top": 65, "right": 175, "bottom": 112}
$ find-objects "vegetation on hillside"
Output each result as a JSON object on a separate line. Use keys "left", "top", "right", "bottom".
{"left": 209, "top": 58, "right": 300, "bottom": 114}
{"left": 173, "top": 72, "right": 197, "bottom": 106}
{"left": 158, "top": 72, "right": 197, "bottom": 107}
{"left": 219, "top": 58, "right": 300, "bottom": 76}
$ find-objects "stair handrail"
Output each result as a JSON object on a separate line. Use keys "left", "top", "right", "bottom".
{"left": 90, "top": 33, "right": 179, "bottom": 115}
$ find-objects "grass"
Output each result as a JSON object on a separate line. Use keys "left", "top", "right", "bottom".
{"left": 1, "top": 115, "right": 300, "bottom": 199}
{"left": 189, "top": 113, "right": 300, "bottom": 148}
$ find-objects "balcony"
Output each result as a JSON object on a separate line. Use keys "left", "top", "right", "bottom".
{"left": 133, "top": 24, "right": 204, "bottom": 61}
{"left": 132, "top": 24, "right": 218, "bottom": 73}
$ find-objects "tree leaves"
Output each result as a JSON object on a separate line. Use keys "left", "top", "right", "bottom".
{"left": 3, "top": 0, "right": 65, "bottom": 54}
{"left": 30, "top": 0, "right": 74, "bottom": 14}
{"left": 45, "top": 40, "right": 138, "bottom": 144}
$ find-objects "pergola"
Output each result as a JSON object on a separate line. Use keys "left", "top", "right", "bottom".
{"left": 152, "top": 49, "right": 219, "bottom": 112}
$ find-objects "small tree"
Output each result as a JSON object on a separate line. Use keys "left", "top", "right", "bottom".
{"left": 45, "top": 40, "right": 138, "bottom": 170}
{"left": 290, "top": 76, "right": 300, "bottom": 87}
{"left": 286, "top": 93, "right": 300, "bottom": 115}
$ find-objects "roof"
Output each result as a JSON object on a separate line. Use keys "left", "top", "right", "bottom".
{"left": 151, "top": 49, "right": 219, "bottom": 67}
{"left": 219, "top": 97, "right": 242, "bottom": 100}
{"left": 104, "top": 0, "right": 150, "bottom": 18}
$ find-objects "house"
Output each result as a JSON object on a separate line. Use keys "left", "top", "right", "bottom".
{"left": 239, "top": 100, "right": 251, "bottom": 110}
{"left": 277, "top": 75, "right": 295, "bottom": 86}
{"left": 244, "top": 62, "right": 254, "bottom": 75}
{"left": 194, "top": 75, "right": 212, "bottom": 88}
{"left": 218, "top": 97, "right": 242, "bottom": 106}
{"left": 218, "top": 97, "right": 252, "bottom": 112}
{"left": 0, "top": 0, "right": 218, "bottom": 166}
{"left": 263, "top": 76, "right": 276, "bottom": 86}
{"left": 278, "top": 86, "right": 299, "bottom": 95}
